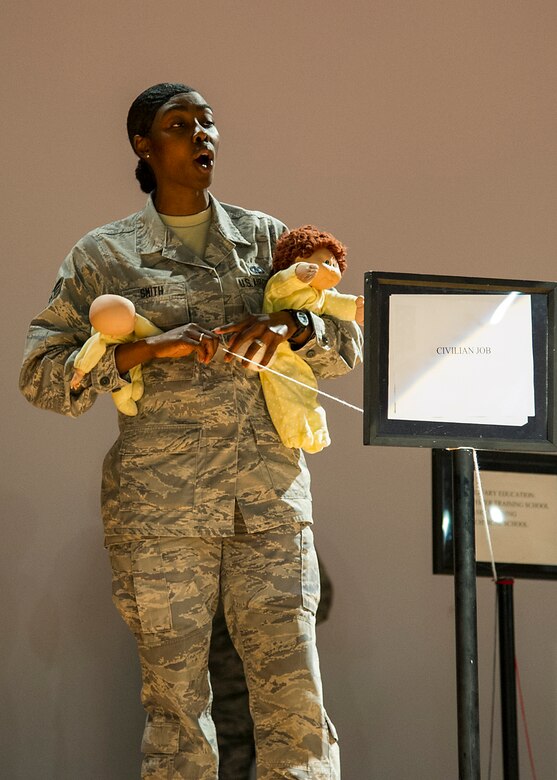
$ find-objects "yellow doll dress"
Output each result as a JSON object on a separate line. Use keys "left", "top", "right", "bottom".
{"left": 261, "top": 264, "right": 358, "bottom": 453}
{"left": 72, "top": 314, "right": 162, "bottom": 415}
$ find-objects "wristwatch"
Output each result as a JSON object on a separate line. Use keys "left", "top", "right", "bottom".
{"left": 285, "top": 309, "right": 312, "bottom": 342}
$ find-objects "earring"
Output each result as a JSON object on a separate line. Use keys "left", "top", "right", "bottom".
{"left": 145, "top": 153, "right": 150, "bottom": 159}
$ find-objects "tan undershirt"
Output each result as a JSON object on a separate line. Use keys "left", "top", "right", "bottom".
{"left": 159, "top": 205, "right": 212, "bottom": 259}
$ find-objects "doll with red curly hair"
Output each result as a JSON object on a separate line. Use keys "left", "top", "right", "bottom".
{"left": 261, "top": 225, "right": 363, "bottom": 453}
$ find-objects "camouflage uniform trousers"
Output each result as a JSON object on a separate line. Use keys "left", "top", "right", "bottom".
{"left": 109, "top": 524, "right": 340, "bottom": 780}
{"left": 210, "top": 557, "right": 334, "bottom": 780}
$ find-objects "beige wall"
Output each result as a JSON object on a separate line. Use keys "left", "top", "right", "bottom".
{"left": 3, "top": 1, "right": 557, "bottom": 777}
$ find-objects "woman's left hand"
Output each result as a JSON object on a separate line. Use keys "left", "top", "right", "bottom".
{"left": 214, "top": 312, "right": 296, "bottom": 368}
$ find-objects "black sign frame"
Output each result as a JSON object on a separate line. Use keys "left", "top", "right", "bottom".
{"left": 363, "top": 271, "right": 557, "bottom": 450}
{"left": 432, "top": 448, "right": 557, "bottom": 580}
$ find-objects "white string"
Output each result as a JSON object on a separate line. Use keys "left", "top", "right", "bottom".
{"left": 472, "top": 449, "right": 498, "bottom": 582}
{"left": 221, "top": 347, "right": 364, "bottom": 414}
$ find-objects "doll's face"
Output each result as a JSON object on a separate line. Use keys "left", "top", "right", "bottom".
{"left": 297, "top": 246, "right": 342, "bottom": 290}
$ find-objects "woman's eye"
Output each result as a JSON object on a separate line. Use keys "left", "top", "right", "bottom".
{"left": 202, "top": 119, "right": 215, "bottom": 127}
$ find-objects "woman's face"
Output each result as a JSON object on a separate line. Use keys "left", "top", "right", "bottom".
{"left": 134, "top": 91, "right": 220, "bottom": 196}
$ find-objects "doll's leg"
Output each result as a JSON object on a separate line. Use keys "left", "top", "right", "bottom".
{"left": 111, "top": 384, "right": 139, "bottom": 416}
{"left": 221, "top": 525, "right": 340, "bottom": 780}
{"left": 260, "top": 351, "right": 330, "bottom": 453}
{"left": 109, "top": 538, "right": 222, "bottom": 780}
{"left": 129, "top": 364, "right": 146, "bottom": 402}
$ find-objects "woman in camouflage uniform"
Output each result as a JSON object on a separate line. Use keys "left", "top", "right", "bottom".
{"left": 20, "top": 83, "right": 362, "bottom": 779}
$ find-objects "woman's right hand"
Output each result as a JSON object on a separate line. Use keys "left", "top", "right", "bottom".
{"left": 146, "top": 324, "right": 220, "bottom": 363}
{"left": 115, "top": 324, "right": 219, "bottom": 375}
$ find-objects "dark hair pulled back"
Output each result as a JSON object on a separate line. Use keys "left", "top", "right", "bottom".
{"left": 126, "top": 82, "right": 197, "bottom": 193}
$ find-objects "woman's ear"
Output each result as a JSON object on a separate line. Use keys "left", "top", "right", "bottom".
{"left": 133, "top": 134, "right": 150, "bottom": 159}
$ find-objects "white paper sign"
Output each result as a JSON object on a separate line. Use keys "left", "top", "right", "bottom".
{"left": 388, "top": 293, "right": 535, "bottom": 425}
{"left": 475, "top": 470, "right": 557, "bottom": 566}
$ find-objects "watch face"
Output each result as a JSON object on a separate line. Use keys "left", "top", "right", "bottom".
{"left": 298, "top": 311, "right": 309, "bottom": 326}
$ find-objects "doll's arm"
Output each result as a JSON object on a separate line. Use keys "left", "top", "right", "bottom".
{"left": 321, "top": 289, "right": 365, "bottom": 325}
{"left": 70, "top": 332, "right": 107, "bottom": 389}
{"left": 133, "top": 314, "right": 163, "bottom": 339}
{"left": 355, "top": 295, "right": 364, "bottom": 326}
{"left": 263, "top": 266, "right": 318, "bottom": 313}
{"left": 262, "top": 270, "right": 362, "bottom": 377}
{"left": 321, "top": 290, "right": 358, "bottom": 320}
{"left": 294, "top": 262, "right": 319, "bottom": 284}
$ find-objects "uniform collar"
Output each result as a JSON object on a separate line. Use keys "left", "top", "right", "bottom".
{"left": 135, "top": 192, "right": 250, "bottom": 257}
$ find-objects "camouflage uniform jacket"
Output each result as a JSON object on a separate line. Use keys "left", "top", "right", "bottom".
{"left": 20, "top": 195, "right": 363, "bottom": 540}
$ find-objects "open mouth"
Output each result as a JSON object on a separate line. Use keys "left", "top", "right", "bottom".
{"left": 194, "top": 150, "right": 214, "bottom": 170}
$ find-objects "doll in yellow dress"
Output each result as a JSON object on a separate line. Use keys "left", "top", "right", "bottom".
{"left": 70, "top": 294, "right": 161, "bottom": 415}
{"left": 261, "top": 225, "right": 364, "bottom": 453}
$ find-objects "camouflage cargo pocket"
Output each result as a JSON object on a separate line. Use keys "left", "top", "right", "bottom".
{"left": 141, "top": 714, "right": 180, "bottom": 755}
{"left": 109, "top": 541, "right": 173, "bottom": 638}
{"left": 250, "top": 417, "right": 310, "bottom": 499}
{"left": 131, "top": 540, "right": 173, "bottom": 636}
{"left": 119, "top": 423, "right": 200, "bottom": 515}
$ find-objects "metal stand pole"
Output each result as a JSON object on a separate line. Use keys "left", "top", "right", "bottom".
{"left": 453, "top": 448, "right": 481, "bottom": 779}
{"left": 497, "top": 578, "right": 519, "bottom": 779}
